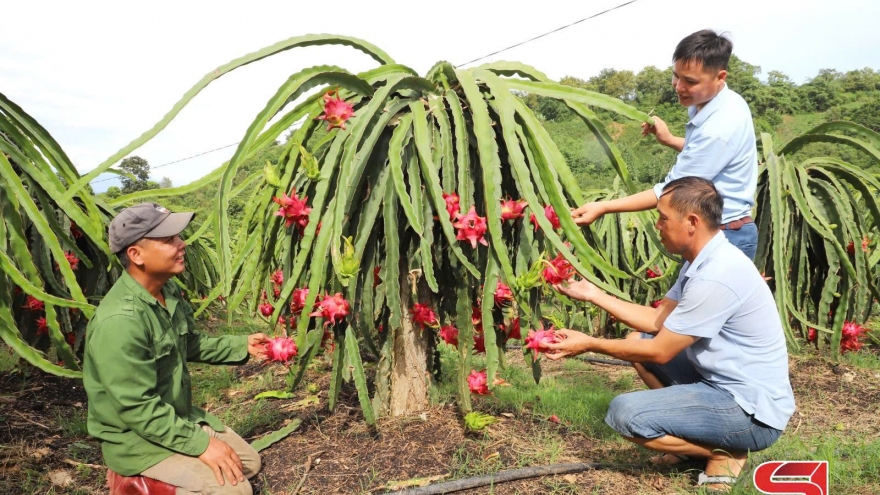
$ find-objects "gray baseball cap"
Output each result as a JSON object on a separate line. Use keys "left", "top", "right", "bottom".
{"left": 109, "top": 202, "right": 195, "bottom": 254}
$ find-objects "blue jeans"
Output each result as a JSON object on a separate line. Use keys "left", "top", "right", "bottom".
{"left": 604, "top": 334, "right": 782, "bottom": 452}
{"left": 722, "top": 222, "right": 757, "bottom": 260}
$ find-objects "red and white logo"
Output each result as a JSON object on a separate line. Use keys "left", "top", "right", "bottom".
{"left": 753, "top": 461, "right": 828, "bottom": 495}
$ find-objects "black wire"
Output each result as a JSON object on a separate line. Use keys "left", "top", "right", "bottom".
{"left": 456, "top": 0, "right": 644, "bottom": 68}
{"left": 90, "top": 141, "right": 240, "bottom": 184}
{"left": 89, "top": 0, "right": 644, "bottom": 186}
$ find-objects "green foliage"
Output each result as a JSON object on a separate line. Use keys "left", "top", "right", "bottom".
{"left": 755, "top": 123, "right": 880, "bottom": 353}
{"left": 118, "top": 155, "right": 159, "bottom": 194}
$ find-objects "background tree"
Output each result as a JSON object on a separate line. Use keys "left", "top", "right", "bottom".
{"left": 118, "top": 156, "right": 158, "bottom": 194}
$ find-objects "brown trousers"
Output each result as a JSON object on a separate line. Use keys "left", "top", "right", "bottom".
{"left": 141, "top": 424, "right": 261, "bottom": 495}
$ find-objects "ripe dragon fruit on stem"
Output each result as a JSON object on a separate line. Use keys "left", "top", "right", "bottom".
{"left": 439, "top": 325, "right": 459, "bottom": 346}
{"left": 525, "top": 325, "right": 559, "bottom": 357}
{"left": 273, "top": 191, "right": 312, "bottom": 230}
{"left": 452, "top": 206, "right": 489, "bottom": 248}
{"left": 467, "top": 370, "right": 509, "bottom": 395}
{"left": 442, "top": 192, "right": 460, "bottom": 220}
{"left": 315, "top": 90, "right": 355, "bottom": 131}
{"left": 23, "top": 295, "right": 44, "bottom": 312}
{"left": 467, "top": 370, "right": 490, "bottom": 395}
{"left": 264, "top": 337, "right": 298, "bottom": 364}
{"left": 309, "top": 293, "right": 350, "bottom": 326}
{"left": 840, "top": 320, "right": 869, "bottom": 353}
{"left": 258, "top": 302, "right": 274, "bottom": 317}
{"left": 493, "top": 281, "right": 514, "bottom": 306}
{"left": 289, "top": 288, "right": 309, "bottom": 314}
{"left": 530, "top": 204, "right": 561, "bottom": 230}
{"left": 411, "top": 303, "right": 439, "bottom": 329}
{"left": 270, "top": 269, "right": 284, "bottom": 287}
{"left": 542, "top": 253, "right": 575, "bottom": 285}
{"left": 500, "top": 198, "right": 527, "bottom": 221}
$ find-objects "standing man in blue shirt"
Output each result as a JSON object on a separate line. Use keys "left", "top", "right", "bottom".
{"left": 548, "top": 177, "right": 794, "bottom": 492}
{"left": 572, "top": 30, "right": 759, "bottom": 259}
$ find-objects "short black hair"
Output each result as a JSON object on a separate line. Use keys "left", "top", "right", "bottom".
{"left": 118, "top": 251, "right": 131, "bottom": 269}
{"left": 116, "top": 239, "right": 143, "bottom": 269}
{"left": 673, "top": 30, "right": 733, "bottom": 72}
{"left": 661, "top": 177, "right": 723, "bottom": 230}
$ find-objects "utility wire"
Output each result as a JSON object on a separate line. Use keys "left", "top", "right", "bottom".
{"left": 456, "top": 0, "right": 643, "bottom": 68}
{"left": 90, "top": 141, "right": 240, "bottom": 184}
{"left": 91, "top": 0, "right": 643, "bottom": 185}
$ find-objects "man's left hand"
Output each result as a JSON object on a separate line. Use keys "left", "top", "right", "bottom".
{"left": 543, "top": 329, "right": 594, "bottom": 361}
{"left": 247, "top": 333, "right": 271, "bottom": 361}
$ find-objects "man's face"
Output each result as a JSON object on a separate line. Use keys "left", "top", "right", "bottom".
{"left": 130, "top": 235, "right": 187, "bottom": 278}
{"left": 671, "top": 59, "right": 727, "bottom": 109}
{"left": 655, "top": 195, "right": 691, "bottom": 255}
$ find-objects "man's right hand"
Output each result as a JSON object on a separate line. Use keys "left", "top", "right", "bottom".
{"left": 199, "top": 437, "right": 245, "bottom": 486}
{"left": 641, "top": 116, "right": 675, "bottom": 147}
{"left": 571, "top": 201, "right": 605, "bottom": 226}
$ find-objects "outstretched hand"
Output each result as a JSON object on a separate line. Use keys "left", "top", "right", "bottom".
{"left": 641, "top": 116, "right": 674, "bottom": 146}
{"left": 551, "top": 279, "right": 601, "bottom": 303}
{"left": 247, "top": 333, "right": 271, "bottom": 361}
{"left": 543, "top": 329, "right": 593, "bottom": 361}
{"left": 571, "top": 202, "right": 605, "bottom": 226}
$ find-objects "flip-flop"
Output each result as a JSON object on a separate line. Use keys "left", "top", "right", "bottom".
{"left": 696, "top": 471, "right": 737, "bottom": 493}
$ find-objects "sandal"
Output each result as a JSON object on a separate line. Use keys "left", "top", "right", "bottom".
{"left": 696, "top": 471, "right": 737, "bottom": 493}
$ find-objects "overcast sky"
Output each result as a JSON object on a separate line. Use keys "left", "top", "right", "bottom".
{"left": 2, "top": 0, "right": 878, "bottom": 191}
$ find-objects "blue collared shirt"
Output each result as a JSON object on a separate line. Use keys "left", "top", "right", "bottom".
{"left": 653, "top": 85, "right": 758, "bottom": 224}
{"left": 663, "top": 232, "right": 796, "bottom": 431}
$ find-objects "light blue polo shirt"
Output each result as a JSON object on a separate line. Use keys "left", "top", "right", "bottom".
{"left": 663, "top": 232, "right": 795, "bottom": 431}
{"left": 653, "top": 84, "right": 758, "bottom": 224}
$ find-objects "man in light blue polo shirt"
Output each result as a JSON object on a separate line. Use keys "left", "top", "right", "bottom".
{"left": 547, "top": 177, "right": 794, "bottom": 492}
{"left": 572, "top": 30, "right": 759, "bottom": 259}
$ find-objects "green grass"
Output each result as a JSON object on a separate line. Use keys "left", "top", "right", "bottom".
{"left": 0, "top": 345, "right": 18, "bottom": 373}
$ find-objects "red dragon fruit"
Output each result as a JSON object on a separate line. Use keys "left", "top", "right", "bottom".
{"left": 36, "top": 317, "right": 49, "bottom": 336}
{"left": 439, "top": 325, "right": 459, "bottom": 346}
{"left": 453, "top": 206, "right": 489, "bottom": 248}
{"left": 69, "top": 221, "right": 83, "bottom": 240}
{"left": 525, "top": 326, "right": 558, "bottom": 357}
{"left": 23, "top": 296, "right": 44, "bottom": 312}
{"left": 468, "top": 370, "right": 490, "bottom": 395}
{"left": 494, "top": 281, "right": 514, "bottom": 306}
{"left": 530, "top": 205, "right": 561, "bottom": 230}
{"left": 411, "top": 303, "right": 439, "bottom": 329}
{"left": 840, "top": 321, "right": 869, "bottom": 353}
{"left": 500, "top": 199, "right": 527, "bottom": 221}
{"left": 501, "top": 318, "right": 522, "bottom": 340}
{"left": 270, "top": 269, "right": 284, "bottom": 287}
{"left": 316, "top": 90, "right": 355, "bottom": 131}
{"left": 55, "top": 251, "right": 80, "bottom": 271}
{"left": 473, "top": 334, "right": 486, "bottom": 354}
{"left": 442, "top": 192, "right": 461, "bottom": 220}
{"left": 290, "top": 288, "right": 310, "bottom": 314}
{"left": 542, "top": 253, "right": 575, "bottom": 285}
{"left": 273, "top": 191, "right": 312, "bottom": 230}
{"left": 646, "top": 266, "right": 662, "bottom": 279}
{"left": 310, "top": 293, "right": 350, "bottom": 326}
{"left": 258, "top": 302, "right": 274, "bottom": 317}
{"left": 264, "top": 337, "right": 298, "bottom": 364}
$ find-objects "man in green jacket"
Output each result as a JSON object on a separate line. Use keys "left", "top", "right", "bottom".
{"left": 84, "top": 202, "right": 270, "bottom": 494}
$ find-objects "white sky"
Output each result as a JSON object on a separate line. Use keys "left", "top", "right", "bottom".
{"left": 2, "top": 0, "right": 878, "bottom": 192}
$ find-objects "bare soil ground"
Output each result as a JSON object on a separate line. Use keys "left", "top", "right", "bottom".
{"left": 2, "top": 350, "right": 878, "bottom": 494}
